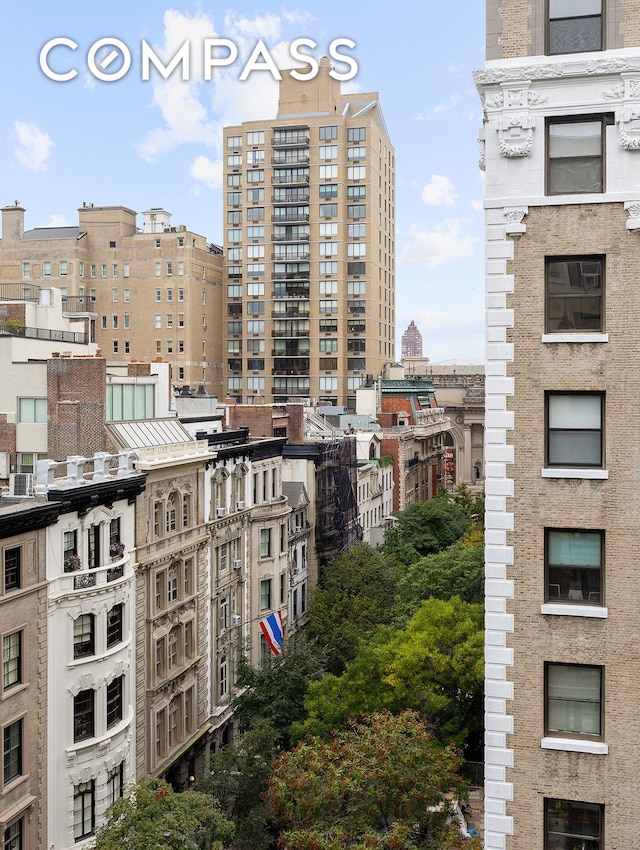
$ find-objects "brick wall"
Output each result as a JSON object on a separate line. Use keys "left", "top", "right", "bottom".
{"left": 504, "top": 202, "right": 640, "bottom": 848}
{"left": 47, "top": 357, "right": 106, "bottom": 460}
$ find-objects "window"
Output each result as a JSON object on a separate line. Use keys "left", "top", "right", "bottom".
{"left": 348, "top": 242, "right": 366, "bottom": 257}
{"left": 168, "top": 564, "right": 178, "bottom": 602}
{"left": 546, "top": 529, "right": 602, "bottom": 604}
{"left": 184, "top": 620, "right": 194, "bottom": 659}
{"left": 74, "top": 689, "right": 95, "bottom": 741}
{"left": 320, "top": 261, "right": 338, "bottom": 276}
{"left": 247, "top": 169, "right": 264, "bottom": 183}
{"left": 260, "top": 577, "right": 272, "bottom": 609}
{"left": 4, "top": 817, "right": 23, "bottom": 850}
{"left": 168, "top": 699, "right": 179, "bottom": 748}
{"left": 106, "top": 676, "right": 123, "bottom": 728}
{"left": 319, "top": 144, "right": 337, "bottom": 159}
{"left": 228, "top": 191, "right": 242, "bottom": 205}
{"left": 166, "top": 496, "right": 176, "bottom": 533}
{"left": 247, "top": 225, "right": 264, "bottom": 239}
{"left": 123, "top": 263, "right": 130, "bottom": 278}
{"left": 260, "top": 530, "right": 271, "bottom": 559}
{"left": 3, "top": 632, "right": 21, "bottom": 691}
{"left": 319, "top": 319, "right": 338, "bottom": 333}
{"left": 319, "top": 164, "right": 338, "bottom": 179}
{"left": 124, "top": 313, "right": 130, "bottom": 329}
{"left": 107, "top": 603, "right": 123, "bottom": 648}
{"left": 90, "top": 264, "right": 96, "bottom": 278}
{"left": 168, "top": 629, "right": 178, "bottom": 671}
{"left": 247, "top": 246, "right": 265, "bottom": 260}
{"left": 348, "top": 280, "right": 366, "bottom": 296}
{"left": 155, "top": 261, "right": 161, "bottom": 277}
{"left": 319, "top": 125, "right": 337, "bottom": 140}
{"left": 548, "top": 0, "right": 602, "bottom": 54}
{"left": 348, "top": 203, "right": 366, "bottom": 219}
{"left": 320, "top": 338, "right": 338, "bottom": 352}
{"left": 107, "top": 763, "right": 124, "bottom": 806}
{"left": 59, "top": 260, "right": 68, "bottom": 277}
{"left": 546, "top": 256, "right": 603, "bottom": 332}
{"left": 228, "top": 153, "right": 242, "bottom": 168}
{"left": 347, "top": 185, "right": 366, "bottom": 200}
{"left": 247, "top": 188, "right": 265, "bottom": 203}
{"left": 4, "top": 548, "right": 20, "bottom": 592}
{"left": 247, "top": 320, "right": 264, "bottom": 334}
{"left": 3, "top": 720, "right": 21, "bottom": 785}
{"left": 167, "top": 288, "right": 173, "bottom": 302}
{"left": 547, "top": 116, "right": 607, "bottom": 194}
{"left": 155, "top": 288, "right": 161, "bottom": 302}
{"left": 74, "top": 615, "right": 95, "bottom": 658}
{"left": 348, "top": 165, "right": 366, "bottom": 180}
{"left": 348, "top": 261, "right": 366, "bottom": 275}
{"left": 319, "top": 183, "right": 338, "bottom": 199}
{"left": 21, "top": 262, "right": 30, "bottom": 279}
{"left": 227, "top": 174, "right": 242, "bottom": 187}
{"left": 101, "top": 263, "right": 107, "bottom": 278}
{"left": 348, "top": 127, "right": 366, "bottom": 142}
{"left": 17, "top": 397, "right": 46, "bottom": 423}
{"left": 43, "top": 261, "right": 51, "bottom": 277}
{"left": 74, "top": 781, "right": 95, "bottom": 840}
{"left": 220, "top": 655, "right": 228, "bottom": 697}
{"left": 320, "top": 377, "right": 338, "bottom": 391}
{"left": 247, "top": 130, "right": 264, "bottom": 145}
{"left": 544, "top": 799, "right": 602, "bottom": 850}
{"left": 319, "top": 203, "right": 337, "bottom": 218}
{"left": 227, "top": 134, "right": 242, "bottom": 148}
{"left": 546, "top": 663, "right": 602, "bottom": 738}
{"left": 546, "top": 393, "right": 603, "bottom": 467}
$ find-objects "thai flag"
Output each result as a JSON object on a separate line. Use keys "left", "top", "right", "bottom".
{"left": 259, "top": 611, "right": 284, "bottom": 656}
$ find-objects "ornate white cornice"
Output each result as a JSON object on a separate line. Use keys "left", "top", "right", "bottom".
{"left": 474, "top": 55, "right": 640, "bottom": 89}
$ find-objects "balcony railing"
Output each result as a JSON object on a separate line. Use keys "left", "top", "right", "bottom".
{"left": 272, "top": 251, "right": 310, "bottom": 261}
{"left": 271, "top": 329, "right": 310, "bottom": 338}
{"left": 64, "top": 295, "right": 97, "bottom": 313}
{"left": 271, "top": 133, "right": 310, "bottom": 147}
{"left": 272, "top": 272, "right": 310, "bottom": 281}
{"left": 271, "top": 212, "right": 310, "bottom": 223}
{"left": 0, "top": 283, "right": 40, "bottom": 302}
{"left": 271, "top": 192, "right": 310, "bottom": 204}
{"left": 271, "top": 309, "right": 310, "bottom": 318}
{"left": 0, "top": 324, "right": 87, "bottom": 345}
{"left": 272, "top": 175, "right": 309, "bottom": 186}
{"left": 271, "top": 154, "right": 309, "bottom": 165}
{"left": 58, "top": 552, "right": 131, "bottom": 593}
{"left": 272, "top": 233, "right": 310, "bottom": 242}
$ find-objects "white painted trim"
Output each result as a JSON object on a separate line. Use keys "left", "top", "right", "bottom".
{"left": 541, "top": 468, "right": 609, "bottom": 479}
{"left": 541, "top": 603, "right": 607, "bottom": 618}
{"left": 541, "top": 737, "right": 608, "bottom": 755}
{"left": 541, "top": 333, "right": 608, "bottom": 344}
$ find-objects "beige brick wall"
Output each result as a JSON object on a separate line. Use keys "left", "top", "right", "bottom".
{"left": 504, "top": 202, "right": 640, "bottom": 847}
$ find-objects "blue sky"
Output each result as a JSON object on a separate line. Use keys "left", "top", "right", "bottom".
{"left": 0, "top": 2, "right": 486, "bottom": 361}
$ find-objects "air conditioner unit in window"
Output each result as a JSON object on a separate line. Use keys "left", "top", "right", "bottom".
{"left": 9, "top": 473, "right": 33, "bottom": 497}
{"left": 232, "top": 614, "right": 242, "bottom": 626}
{"left": 216, "top": 507, "right": 227, "bottom": 518}
{"left": 237, "top": 500, "right": 246, "bottom": 510}
{"left": 232, "top": 559, "right": 242, "bottom": 570}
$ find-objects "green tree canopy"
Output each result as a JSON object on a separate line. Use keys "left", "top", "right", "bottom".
{"left": 305, "top": 542, "right": 400, "bottom": 676}
{"left": 297, "top": 596, "right": 484, "bottom": 758}
{"left": 233, "top": 633, "right": 326, "bottom": 749}
{"left": 200, "top": 720, "right": 279, "bottom": 850}
{"left": 394, "top": 537, "right": 484, "bottom": 625}
{"left": 92, "top": 777, "right": 234, "bottom": 850}
{"left": 383, "top": 497, "right": 472, "bottom": 565}
{"left": 266, "top": 710, "right": 470, "bottom": 850}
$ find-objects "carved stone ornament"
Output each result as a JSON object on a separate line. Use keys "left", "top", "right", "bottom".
{"left": 503, "top": 206, "right": 528, "bottom": 235}
{"left": 624, "top": 201, "right": 640, "bottom": 230}
{"left": 619, "top": 121, "right": 640, "bottom": 150}
{"left": 485, "top": 89, "right": 548, "bottom": 110}
{"left": 474, "top": 57, "right": 635, "bottom": 87}
{"left": 478, "top": 134, "right": 486, "bottom": 172}
{"left": 497, "top": 118, "right": 534, "bottom": 158}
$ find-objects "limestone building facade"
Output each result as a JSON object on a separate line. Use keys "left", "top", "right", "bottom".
{"left": 477, "top": 2, "right": 640, "bottom": 848}
{"left": 222, "top": 58, "right": 395, "bottom": 408}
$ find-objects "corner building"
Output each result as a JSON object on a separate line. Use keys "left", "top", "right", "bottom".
{"left": 222, "top": 57, "right": 395, "bottom": 409}
{"left": 477, "top": 2, "right": 640, "bottom": 849}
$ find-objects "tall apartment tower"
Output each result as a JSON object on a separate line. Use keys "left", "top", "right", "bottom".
{"left": 400, "top": 320, "right": 423, "bottom": 358}
{"left": 222, "top": 58, "right": 395, "bottom": 409}
{"left": 477, "top": 3, "right": 640, "bottom": 849}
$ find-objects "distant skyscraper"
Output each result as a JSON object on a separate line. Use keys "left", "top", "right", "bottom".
{"left": 401, "top": 321, "right": 422, "bottom": 358}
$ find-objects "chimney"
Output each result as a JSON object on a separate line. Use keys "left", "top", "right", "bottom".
{"left": 1, "top": 204, "right": 25, "bottom": 242}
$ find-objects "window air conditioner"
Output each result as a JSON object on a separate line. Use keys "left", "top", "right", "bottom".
{"left": 237, "top": 500, "right": 246, "bottom": 510}
{"left": 232, "top": 614, "right": 242, "bottom": 626}
{"left": 216, "top": 507, "right": 227, "bottom": 518}
{"left": 232, "top": 559, "right": 242, "bottom": 570}
{"left": 9, "top": 473, "right": 33, "bottom": 497}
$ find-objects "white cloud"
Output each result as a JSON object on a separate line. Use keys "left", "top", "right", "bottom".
{"left": 13, "top": 120, "right": 53, "bottom": 171}
{"left": 398, "top": 220, "right": 478, "bottom": 268}
{"left": 433, "top": 93, "right": 460, "bottom": 114}
{"left": 138, "top": 9, "right": 309, "bottom": 163}
{"left": 190, "top": 155, "right": 222, "bottom": 190}
{"left": 422, "top": 174, "right": 457, "bottom": 207}
{"left": 47, "top": 214, "right": 71, "bottom": 227}
{"left": 470, "top": 199, "right": 484, "bottom": 211}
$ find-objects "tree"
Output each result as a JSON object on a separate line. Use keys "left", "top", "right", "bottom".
{"left": 305, "top": 543, "right": 399, "bottom": 676}
{"left": 394, "top": 537, "right": 484, "bottom": 623}
{"left": 233, "top": 633, "right": 326, "bottom": 749}
{"left": 297, "top": 597, "right": 484, "bottom": 758}
{"left": 200, "top": 720, "right": 278, "bottom": 850}
{"left": 383, "top": 498, "right": 471, "bottom": 565}
{"left": 266, "top": 710, "right": 471, "bottom": 850}
{"left": 92, "top": 777, "right": 234, "bottom": 850}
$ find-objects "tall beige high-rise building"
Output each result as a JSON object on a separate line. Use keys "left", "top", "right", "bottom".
{"left": 222, "top": 58, "right": 395, "bottom": 409}
{"left": 478, "top": 2, "right": 640, "bottom": 849}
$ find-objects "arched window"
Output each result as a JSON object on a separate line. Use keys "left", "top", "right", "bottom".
{"left": 165, "top": 495, "right": 176, "bottom": 533}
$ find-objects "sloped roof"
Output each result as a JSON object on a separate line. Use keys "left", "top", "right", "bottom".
{"left": 23, "top": 227, "right": 84, "bottom": 240}
{"left": 282, "top": 481, "right": 308, "bottom": 509}
{"left": 106, "top": 418, "right": 194, "bottom": 449}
